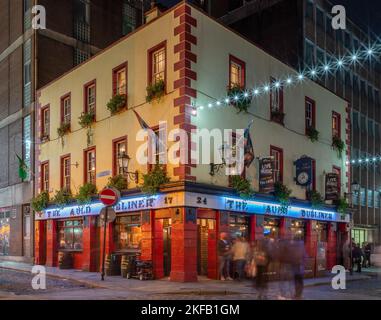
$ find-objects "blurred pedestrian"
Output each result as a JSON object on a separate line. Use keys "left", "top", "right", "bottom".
{"left": 231, "top": 237, "right": 250, "bottom": 281}
{"left": 342, "top": 240, "right": 351, "bottom": 271}
{"left": 290, "top": 240, "right": 306, "bottom": 300}
{"left": 252, "top": 239, "right": 269, "bottom": 300}
{"left": 352, "top": 244, "right": 364, "bottom": 273}
{"left": 218, "top": 232, "right": 233, "bottom": 281}
{"left": 364, "top": 242, "right": 372, "bottom": 268}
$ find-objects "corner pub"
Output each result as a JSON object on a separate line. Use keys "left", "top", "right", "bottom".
{"left": 34, "top": 184, "right": 350, "bottom": 282}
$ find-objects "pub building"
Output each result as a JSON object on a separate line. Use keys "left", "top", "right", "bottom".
{"left": 34, "top": 183, "right": 350, "bottom": 281}
{"left": 34, "top": 2, "right": 351, "bottom": 282}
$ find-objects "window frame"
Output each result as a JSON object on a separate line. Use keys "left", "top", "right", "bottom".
{"left": 305, "top": 97, "right": 316, "bottom": 134}
{"left": 332, "top": 111, "right": 341, "bottom": 139}
{"left": 60, "top": 93, "right": 71, "bottom": 125}
{"left": 41, "top": 105, "right": 50, "bottom": 140}
{"left": 112, "top": 136, "right": 128, "bottom": 176}
{"left": 270, "top": 77, "right": 284, "bottom": 117}
{"left": 112, "top": 62, "right": 128, "bottom": 99}
{"left": 84, "top": 79, "right": 96, "bottom": 117}
{"left": 41, "top": 161, "right": 49, "bottom": 192}
{"left": 148, "top": 41, "right": 167, "bottom": 88}
{"left": 270, "top": 145, "right": 283, "bottom": 184}
{"left": 147, "top": 125, "right": 167, "bottom": 172}
{"left": 60, "top": 154, "right": 71, "bottom": 190}
{"left": 57, "top": 219, "right": 84, "bottom": 251}
{"left": 84, "top": 147, "right": 96, "bottom": 185}
{"left": 229, "top": 54, "right": 246, "bottom": 89}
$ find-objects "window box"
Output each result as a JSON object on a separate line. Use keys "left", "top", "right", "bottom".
{"left": 270, "top": 110, "right": 285, "bottom": 125}
{"left": 306, "top": 126, "right": 320, "bottom": 142}
{"left": 227, "top": 85, "right": 252, "bottom": 113}
{"left": 146, "top": 79, "right": 165, "bottom": 103}
{"left": 107, "top": 94, "right": 127, "bottom": 115}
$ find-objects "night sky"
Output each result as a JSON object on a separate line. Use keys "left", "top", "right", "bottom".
{"left": 158, "top": 0, "right": 381, "bottom": 35}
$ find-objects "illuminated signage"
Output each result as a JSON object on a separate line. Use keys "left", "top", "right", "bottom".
{"left": 37, "top": 192, "right": 348, "bottom": 223}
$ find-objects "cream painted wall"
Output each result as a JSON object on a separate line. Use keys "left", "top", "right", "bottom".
{"left": 38, "top": 4, "right": 348, "bottom": 203}
{"left": 38, "top": 11, "right": 181, "bottom": 196}
{"left": 190, "top": 9, "right": 348, "bottom": 200}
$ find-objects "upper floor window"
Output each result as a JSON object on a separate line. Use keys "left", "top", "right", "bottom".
{"left": 229, "top": 55, "right": 245, "bottom": 88}
{"left": 148, "top": 126, "right": 166, "bottom": 171}
{"left": 114, "top": 138, "right": 128, "bottom": 176}
{"left": 41, "top": 162, "right": 49, "bottom": 192}
{"left": 149, "top": 42, "right": 166, "bottom": 84}
{"left": 41, "top": 105, "right": 50, "bottom": 139}
{"left": 61, "top": 94, "right": 71, "bottom": 125}
{"left": 61, "top": 156, "right": 71, "bottom": 190}
{"left": 113, "top": 64, "right": 127, "bottom": 96}
{"left": 84, "top": 81, "right": 96, "bottom": 115}
{"left": 85, "top": 148, "right": 96, "bottom": 185}
{"left": 270, "top": 146, "right": 283, "bottom": 184}
{"left": 305, "top": 97, "right": 316, "bottom": 133}
{"left": 332, "top": 111, "right": 341, "bottom": 139}
{"left": 270, "top": 77, "right": 284, "bottom": 113}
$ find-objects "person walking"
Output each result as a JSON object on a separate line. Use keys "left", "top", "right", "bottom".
{"left": 218, "top": 232, "right": 233, "bottom": 281}
{"left": 252, "top": 239, "right": 269, "bottom": 300}
{"left": 352, "top": 244, "right": 364, "bottom": 273}
{"left": 231, "top": 237, "right": 250, "bottom": 281}
{"left": 364, "top": 243, "right": 372, "bottom": 268}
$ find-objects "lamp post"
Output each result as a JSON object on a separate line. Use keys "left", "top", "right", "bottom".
{"left": 117, "top": 152, "right": 139, "bottom": 184}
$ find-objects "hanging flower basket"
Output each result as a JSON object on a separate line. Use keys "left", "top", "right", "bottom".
{"left": 227, "top": 85, "right": 252, "bottom": 113}
{"left": 107, "top": 174, "right": 128, "bottom": 191}
{"left": 107, "top": 94, "right": 127, "bottom": 115}
{"left": 31, "top": 191, "right": 50, "bottom": 212}
{"left": 306, "top": 126, "right": 320, "bottom": 143}
{"left": 230, "top": 175, "right": 254, "bottom": 199}
{"left": 53, "top": 188, "right": 74, "bottom": 208}
{"left": 146, "top": 79, "right": 165, "bottom": 103}
{"left": 274, "top": 181, "right": 292, "bottom": 206}
{"left": 140, "top": 164, "right": 170, "bottom": 195}
{"left": 332, "top": 135, "right": 345, "bottom": 158}
{"left": 307, "top": 190, "right": 324, "bottom": 208}
{"left": 57, "top": 122, "right": 71, "bottom": 147}
{"left": 75, "top": 183, "right": 97, "bottom": 205}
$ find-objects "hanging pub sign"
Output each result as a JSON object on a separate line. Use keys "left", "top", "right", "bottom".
{"left": 259, "top": 157, "right": 275, "bottom": 193}
{"left": 325, "top": 173, "right": 339, "bottom": 201}
{"left": 294, "top": 156, "right": 313, "bottom": 187}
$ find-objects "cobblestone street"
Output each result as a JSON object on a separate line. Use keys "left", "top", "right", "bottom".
{"left": 1, "top": 264, "right": 380, "bottom": 300}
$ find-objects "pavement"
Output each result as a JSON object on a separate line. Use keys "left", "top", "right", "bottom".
{"left": 0, "top": 260, "right": 375, "bottom": 300}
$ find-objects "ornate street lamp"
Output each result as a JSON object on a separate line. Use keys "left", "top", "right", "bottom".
{"left": 117, "top": 151, "right": 139, "bottom": 184}
{"left": 209, "top": 144, "right": 228, "bottom": 176}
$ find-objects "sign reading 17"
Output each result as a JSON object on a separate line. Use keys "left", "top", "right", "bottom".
{"left": 164, "top": 197, "right": 173, "bottom": 204}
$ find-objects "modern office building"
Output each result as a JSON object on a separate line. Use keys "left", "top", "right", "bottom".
{"left": 0, "top": 0, "right": 150, "bottom": 261}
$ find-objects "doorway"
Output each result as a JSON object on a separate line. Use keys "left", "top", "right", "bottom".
{"left": 163, "top": 218, "right": 172, "bottom": 277}
{"left": 197, "top": 218, "right": 216, "bottom": 276}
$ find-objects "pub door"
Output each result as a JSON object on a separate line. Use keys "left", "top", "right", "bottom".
{"left": 197, "top": 218, "right": 216, "bottom": 277}
{"left": 163, "top": 218, "right": 172, "bottom": 277}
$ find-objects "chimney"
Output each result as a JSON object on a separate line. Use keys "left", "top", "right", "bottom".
{"left": 145, "top": 1, "right": 163, "bottom": 24}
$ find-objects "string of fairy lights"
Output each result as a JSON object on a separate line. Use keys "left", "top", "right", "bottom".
{"left": 192, "top": 41, "right": 381, "bottom": 167}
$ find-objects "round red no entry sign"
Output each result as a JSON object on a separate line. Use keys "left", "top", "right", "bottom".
{"left": 99, "top": 188, "right": 120, "bottom": 207}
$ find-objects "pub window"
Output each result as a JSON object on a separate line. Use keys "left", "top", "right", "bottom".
{"left": 41, "top": 106, "right": 50, "bottom": 139}
{"left": 305, "top": 97, "right": 316, "bottom": 133}
{"left": 316, "top": 222, "right": 328, "bottom": 242}
{"left": 113, "top": 64, "right": 127, "bottom": 96}
{"left": 270, "top": 146, "right": 283, "bottom": 183}
{"left": 229, "top": 55, "right": 245, "bottom": 88}
{"left": 114, "top": 138, "right": 127, "bottom": 176}
{"left": 149, "top": 43, "right": 166, "bottom": 85}
{"left": 61, "top": 94, "right": 71, "bottom": 125}
{"left": 114, "top": 214, "right": 142, "bottom": 251}
{"left": 263, "top": 217, "right": 280, "bottom": 239}
{"left": 85, "top": 148, "right": 96, "bottom": 184}
{"left": 148, "top": 126, "right": 166, "bottom": 171}
{"left": 229, "top": 214, "right": 249, "bottom": 239}
{"left": 58, "top": 220, "right": 83, "bottom": 250}
{"left": 84, "top": 81, "right": 96, "bottom": 115}
{"left": 332, "top": 111, "right": 341, "bottom": 139}
{"left": 61, "top": 156, "right": 71, "bottom": 190}
{"left": 290, "top": 220, "right": 306, "bottom": 241}
{"left": 41, "top": 162, "right": 49, "bottom": 192}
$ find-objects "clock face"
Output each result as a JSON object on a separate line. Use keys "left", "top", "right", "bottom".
{"left": 297, "top": 172, "right": 309, "bottom": 185}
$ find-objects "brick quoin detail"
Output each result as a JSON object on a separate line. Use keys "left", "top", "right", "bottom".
{"left": 173, "top": 4, "right": 197, "bottom": 181}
